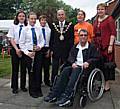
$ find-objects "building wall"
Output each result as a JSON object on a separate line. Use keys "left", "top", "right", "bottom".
{"left": 115, "top": 44, "right": 120, "bottom": 69}
{"left": 106, "top": 0, "right": 117, "bottom": 15}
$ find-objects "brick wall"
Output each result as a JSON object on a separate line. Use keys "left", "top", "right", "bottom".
{"left": 115, "top": 44, "right": 120, "bottom": 69}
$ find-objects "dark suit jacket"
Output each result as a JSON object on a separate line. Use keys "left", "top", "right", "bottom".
{"left": 49, "top": 21, "right": 74, "bottom": 59}
{"left": 67, "top": 42, "right": 100, "bottom": 67}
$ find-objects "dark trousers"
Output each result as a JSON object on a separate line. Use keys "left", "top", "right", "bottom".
{"left": 11, "top": 47, "right": 26, "bottom": 90}
{"left": 41, "top": 47, "right": 51, "bottom": 84}
{"left": 52, "top": 66, "right": 82, "bottom": 98}
{"left": 32, "top": 51, "right": 43, "bottom": 94}
{"left": 51, "top": 56, "right": 67, "bottom": 84}
{"left": 22, "top": 54, "right": 32, "bottom": 93}
{"left": 23, "top": 51, "right": 42, "bottom": 95}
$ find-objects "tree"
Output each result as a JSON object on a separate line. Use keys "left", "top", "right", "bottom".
{"left": 0, "top": 0, "right": 16, "bottom": 19}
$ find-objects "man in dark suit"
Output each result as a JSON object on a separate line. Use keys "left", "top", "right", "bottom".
{"left": 50, "top": 9, "right": 74, "bottom": 84}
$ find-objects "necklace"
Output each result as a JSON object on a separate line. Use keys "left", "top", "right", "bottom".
{"left": 52, "top": 22, "right": 72, "bottom": 40}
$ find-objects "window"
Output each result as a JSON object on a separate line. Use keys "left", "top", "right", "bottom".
{"left": 116, "top": 17, "right": 120, "bottom": 43}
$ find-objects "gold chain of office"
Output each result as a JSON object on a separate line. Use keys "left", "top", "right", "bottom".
{"left": 52, "top": 22, "right": 72, "bottom": 34}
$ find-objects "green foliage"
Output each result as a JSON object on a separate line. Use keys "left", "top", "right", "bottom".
{"left": 20, "top": 0, "right": 77, "bottom": 22}
{"left": 0, "top": 0, "right": 16, "bottom": 19}
{"left": 0, "top": 0, "right": 78, "bottom": 22}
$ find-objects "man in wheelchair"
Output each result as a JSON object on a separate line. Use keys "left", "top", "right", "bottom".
{"left": 44, "top": 29, "right": 100, "bottom": 107}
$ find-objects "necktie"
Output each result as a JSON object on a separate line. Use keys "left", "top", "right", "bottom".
{"left": 42, "top": 28, "right": 46, "bottom": 46}
{"left": 19, "top": 25, "right": 23, "bottom": 38}
{"left": 60, "top": 22, "right": 63, "bottom": 28}
{"left": 31, "top": 28, "right": 37, "bottom": 45}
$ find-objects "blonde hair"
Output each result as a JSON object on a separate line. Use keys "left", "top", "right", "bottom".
{"left": 39, "top": 15, "right": 47, "bottom": 21}
{"left": 97, "top": 3, "right": 107, "bottom": 10}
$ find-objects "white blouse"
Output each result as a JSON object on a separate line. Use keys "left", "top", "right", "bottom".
{"left": 19, "top": 25, "right": 44, "bottom": 55}
{"left": 39, "top": 23, "right": 51, "bottom": 47}
{"left": 7, "top": 23, "right": 25, "bottom": 44}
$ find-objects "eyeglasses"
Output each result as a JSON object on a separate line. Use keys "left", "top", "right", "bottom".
{"left": 79, "top": 34, "right": 88, "bottom": 37}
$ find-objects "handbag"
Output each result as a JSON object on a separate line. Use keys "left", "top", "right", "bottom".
{"left": 104, "top": 62, "right": 116, "bottom": 69}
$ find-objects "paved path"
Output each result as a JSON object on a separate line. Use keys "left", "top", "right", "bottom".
{"left": 0, "top": 73, "right": 120, "bottom": 109}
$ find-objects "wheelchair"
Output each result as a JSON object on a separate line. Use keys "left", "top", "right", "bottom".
{"left": 52, "top": 65, "right": 105, "bottom": 107}
{"left": 76, "top": 67, "right": 105, "bottom": 108}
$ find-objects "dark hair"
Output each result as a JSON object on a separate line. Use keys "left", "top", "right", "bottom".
{"left": 78, "top": 29, "right": 88, "bottom": 35}
{"left": 39, "top": 15, "right": 47, "bottom": 21}
{"left": 14, "top": 10, "right": 27, "bottom": 26}
{"left": 77, "top": 10, "right": 86, "bottom": 18}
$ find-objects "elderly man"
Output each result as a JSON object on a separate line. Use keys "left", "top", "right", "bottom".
{"left": 44, "top": 29, "right": 100, "bottom": 107}
{"left": 49, "top": 9, "right": 74, "bottom": 84}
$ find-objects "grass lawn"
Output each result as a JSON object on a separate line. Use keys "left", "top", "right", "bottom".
{"left": 0, "top": 54, "right": 11, "bottom": 78}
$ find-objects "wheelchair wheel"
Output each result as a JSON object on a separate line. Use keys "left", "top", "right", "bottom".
{"left": 79, "top": 95, "right": 87, "bottom": 108}
{"left": 87, "top": 68, "right": 105, "bottom": 101}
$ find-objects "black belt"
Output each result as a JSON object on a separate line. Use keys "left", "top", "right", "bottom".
{"left": 28, "top": 50, "right": 33, "bottom": 52}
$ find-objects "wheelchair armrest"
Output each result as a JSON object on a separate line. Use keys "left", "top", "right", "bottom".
{"left": 59, "top": 62, "right": 71, "bottom": 72}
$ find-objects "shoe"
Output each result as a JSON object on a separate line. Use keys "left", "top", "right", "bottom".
{"left": 21, "top": 88, "right": 28, "bottom": 92}
{"left": 45, "top": 82, "right": 52, "bottom": 87}
{"left": 38, "top": 89, "right": 43, "bottom": 97}
{"left": 30, "top": 93, "right": 39, "bottom": 98}
{"left": 56, "top": 97, "right": 71, "bottom": 107}
{"left": 44, "top": 92, "right": 57, "bottom": 102}
{"left": 12, "top": 89, "right": 18, "bottom": 94}
{"left": 104, "top": 88, "right": 110, "bottom": 93}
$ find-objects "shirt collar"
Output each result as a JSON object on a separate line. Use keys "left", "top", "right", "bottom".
{"left": 59, "top": 20, "right": 65, "bottom": 27}
{"left": 76, "top": 42, "right": 89, "bottom": 50}
{"left": 18, "top": 23, "right": 24, "bottom": 26}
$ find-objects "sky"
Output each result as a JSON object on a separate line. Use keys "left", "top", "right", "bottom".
{"left": 63, "top": 0, "right": 108, "bottom": 20}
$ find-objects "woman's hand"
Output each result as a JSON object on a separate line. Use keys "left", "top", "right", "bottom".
{"left": 72, "top": 63, "right": 78, "bottom": 68}
{"left": 27, "top": 52, "right": 35, "bottom": 59}
{"left": 108, "top": 45, "right": 113, "bottom": 54}
{"left": 16, "top": 49, "right": 22, "bottom": 57}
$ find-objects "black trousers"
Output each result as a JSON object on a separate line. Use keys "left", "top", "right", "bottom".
{"left": 41, "top": 47, "right": 51, "bottom": 84}
{"left": 51, "top": 56, "right": 67, "bottom": 84}
{"left": 11, "top": 47, "right": 27, "bottom": 90}
{"left": 23, "top": 50, "right": 43, "bottom": 95}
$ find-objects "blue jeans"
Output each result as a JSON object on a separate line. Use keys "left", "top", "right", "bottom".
{"left": 52, "top": 66, "right": 82, "bottom": 98}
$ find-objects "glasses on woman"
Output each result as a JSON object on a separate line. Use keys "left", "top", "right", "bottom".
{"left": 79, "top": 34, "right": 88, "bottom": 37}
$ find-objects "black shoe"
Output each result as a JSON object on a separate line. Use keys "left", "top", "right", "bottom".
{"left": 104, "top": 88, "right": 110, "bottom": 93}
{"left": 44, "top": 92, "right": 57, "bottom": 102}
{"left": 21, "top": 88, "right": 28, "bottom": 92}
{"left": 45, "top": 82, "right": 52, "bottom": 87}
{"left": 38, "top": 90, "right": 43, "bottom": 97}
{"left": 12, "top": 89, "right": 18, "bottom": 94}
{"left": 30, "top": 93, "right": 39, "bottom": 98}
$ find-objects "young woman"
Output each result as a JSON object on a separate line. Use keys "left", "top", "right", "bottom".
{"left": 7, "top": 10, "right": 28, "bottom": 94}
{"left": 74, "top": 10, "right": 94, "bottom": 44}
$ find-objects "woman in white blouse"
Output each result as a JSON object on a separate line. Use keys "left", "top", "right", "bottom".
{"left": 7, "top": 10, "right": 28, "bottom": 94}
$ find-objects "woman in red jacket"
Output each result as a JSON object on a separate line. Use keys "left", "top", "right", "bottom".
{"left": 93, "top": 3, "right": 116, "bottom": 92}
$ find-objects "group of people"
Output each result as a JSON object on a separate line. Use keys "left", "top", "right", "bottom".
{"left": 7, "top": 2, "right": 116, "bottom": 106}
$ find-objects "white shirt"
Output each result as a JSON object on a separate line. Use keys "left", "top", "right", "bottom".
{"left": 7, "top": 23, "right": 25, "bottom": 44}
{"left": 19, "top": 25, "right": 44, "bottom": 55}
{"left": 59, "top": 20, "right": 65, "bottom": 27}
{"left": 75, "top": 42, "right": 89, "bottom": 66}
{"left": 39, "top": 23, "right": 51, "bottom": 47}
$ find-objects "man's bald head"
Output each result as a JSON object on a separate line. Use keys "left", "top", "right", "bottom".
{"left": 57, "top": 9, "right": 66, "bottom": 22}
